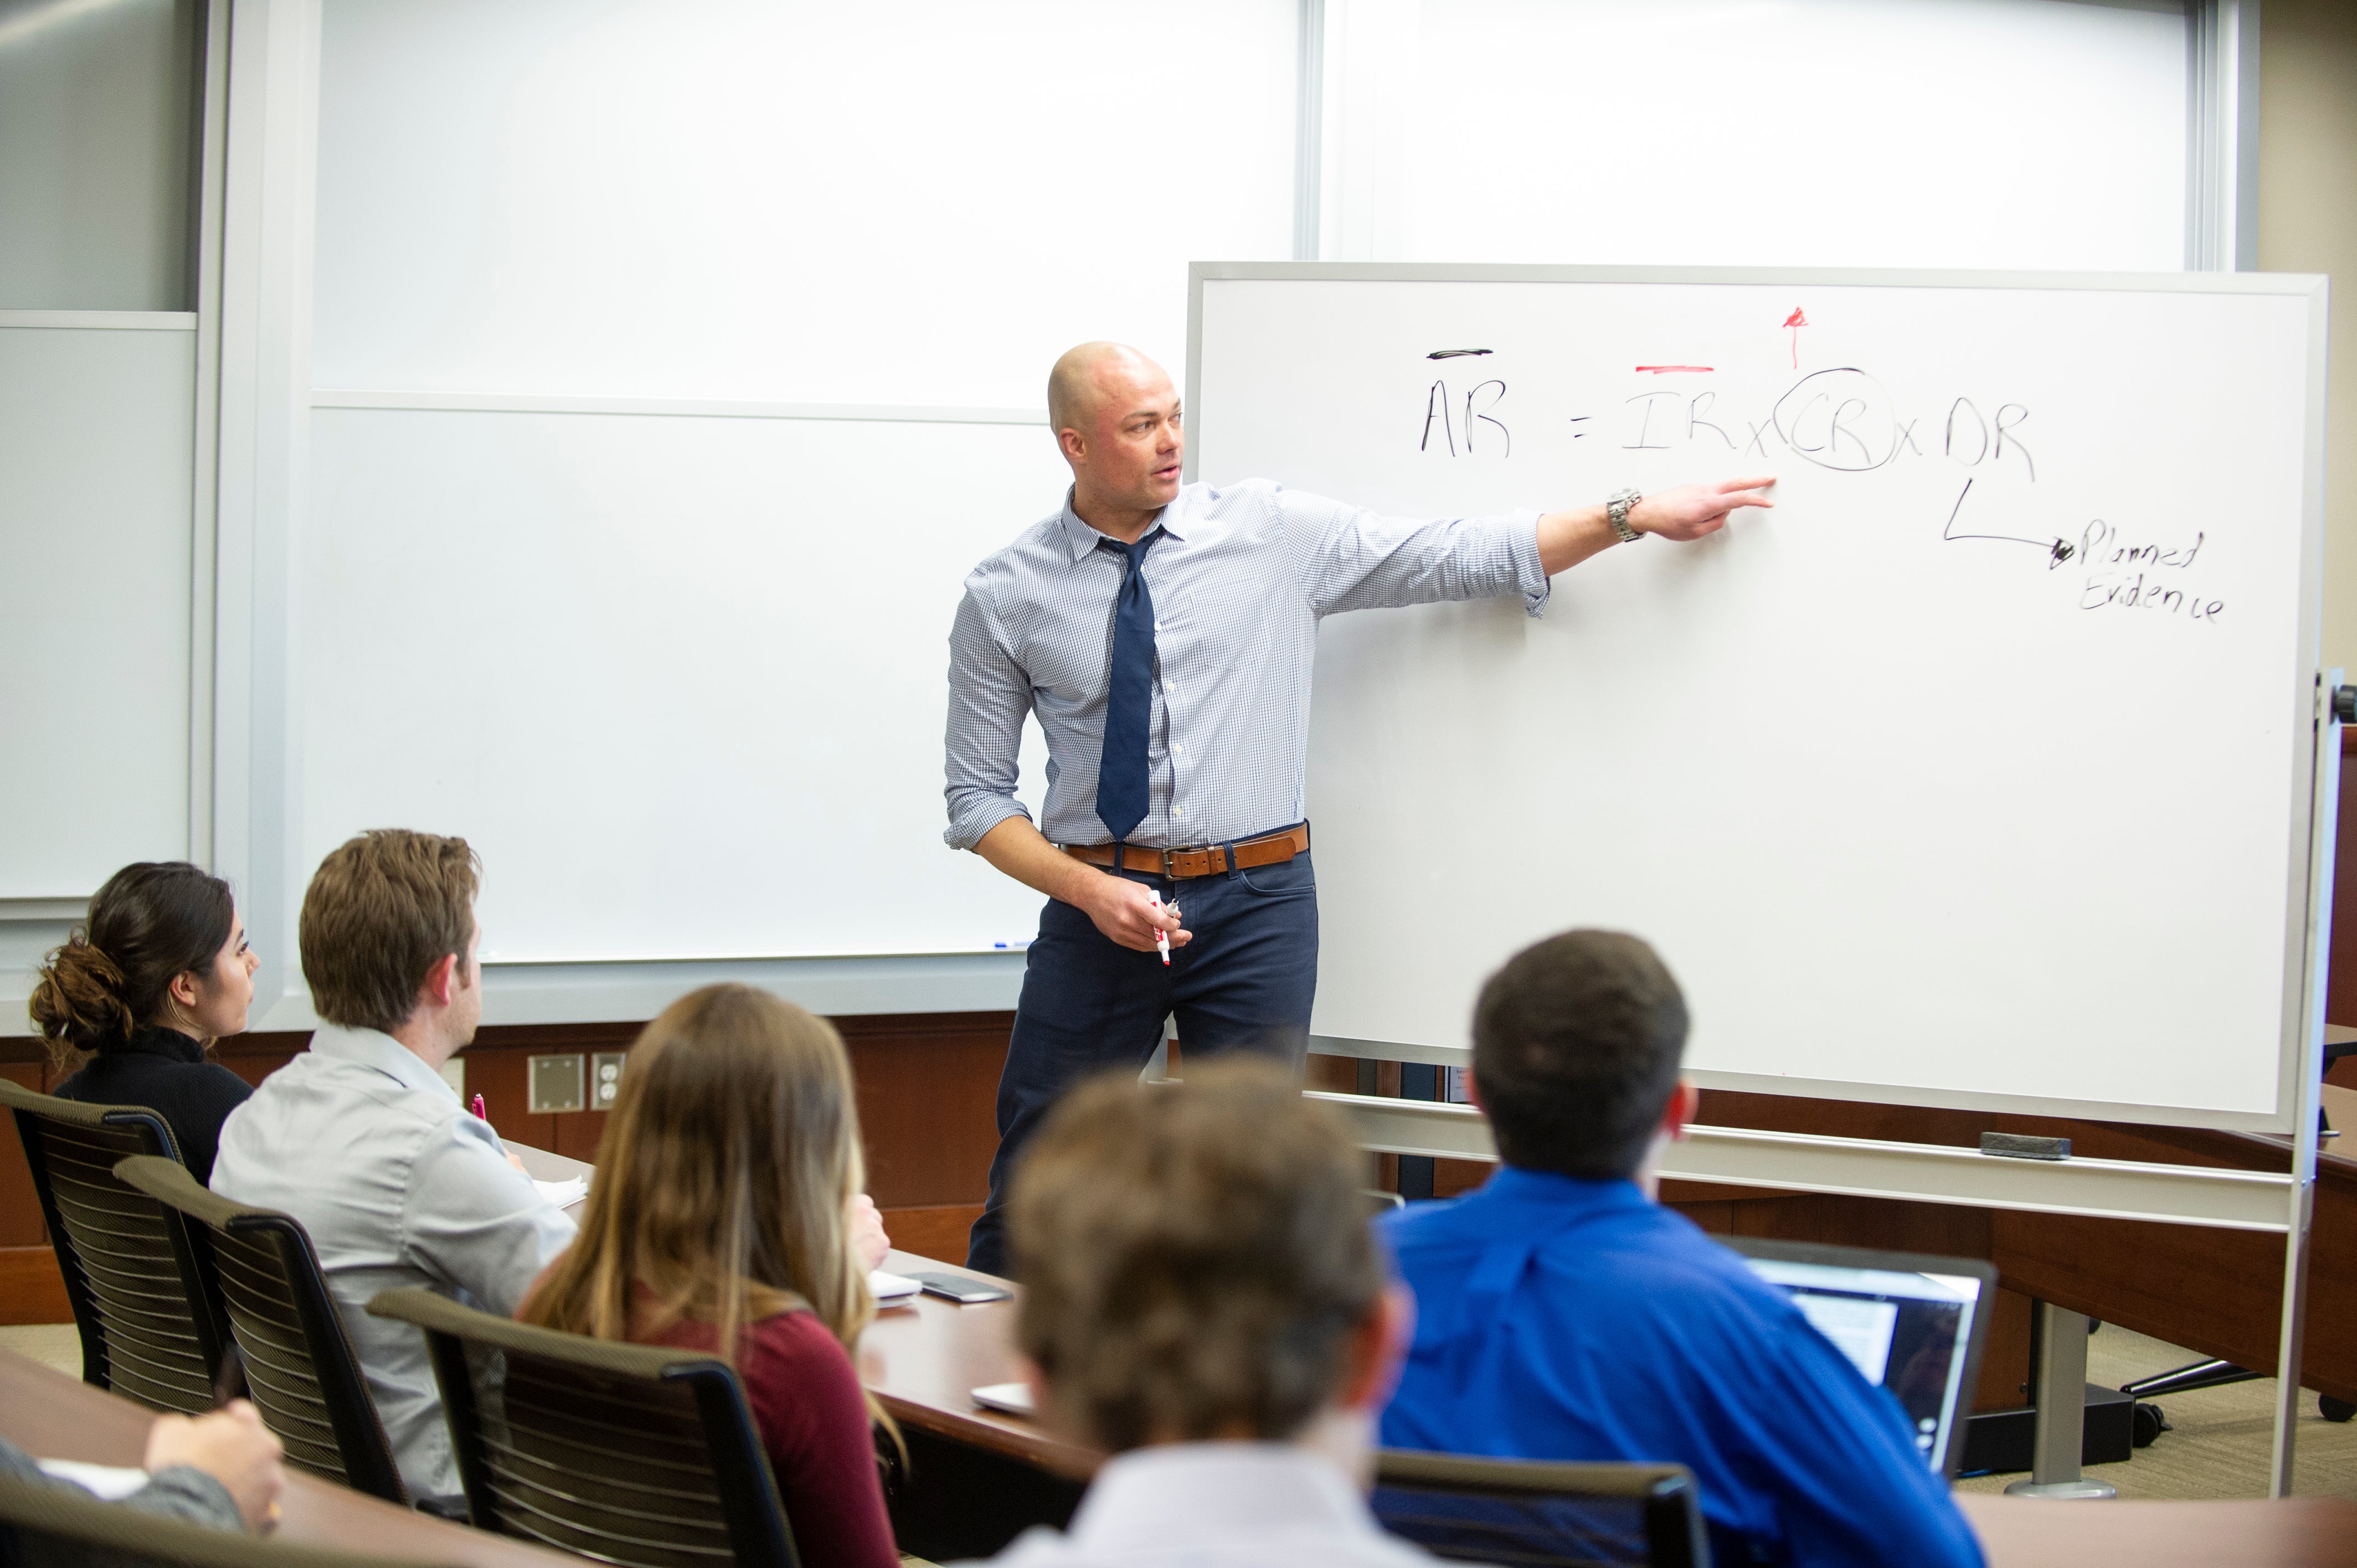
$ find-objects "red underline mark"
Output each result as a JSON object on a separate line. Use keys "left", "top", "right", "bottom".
{"left": 1634, "top": 365, "right": 1714, "bottom": 374}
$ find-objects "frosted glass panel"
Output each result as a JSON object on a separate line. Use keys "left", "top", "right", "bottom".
{"left": 1405, "top": 0, "right": 2188, "bottom": 271}
{"left": 0, "top": 324, "right": 195, "bottom": 894}
{"left": 0, "top": 0, "right": 199, "bottom": 310}
{"left": 312, "top": 0, "right": 1300, "bottom": 406}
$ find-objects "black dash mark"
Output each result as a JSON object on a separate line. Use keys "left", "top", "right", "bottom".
{"left": 1427, "top": 348, "right": 1493, "bottom": 359}
{"left": 1941, "top": 478, "right": 2072, "bottom": 566}
{"left": 1567, "top": 415, "right": 1591, "bottom": 440}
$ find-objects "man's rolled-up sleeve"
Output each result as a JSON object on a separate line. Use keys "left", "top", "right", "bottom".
{"left": 401, "top": 1118, "right": 577, "bottom": 1316}
{"left": 943, "top": 580, "right": 1035, "bottom": 852}
{"left": 1279, "top": 488, "right": 1551, "bottom": 619}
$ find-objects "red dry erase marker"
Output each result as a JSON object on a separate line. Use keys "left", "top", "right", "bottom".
{"left": 1146, "top": 891, "right": 1171, "bottom": 966}
{"left": 471, "top": 1094, "right": 488, "bottom": 1121}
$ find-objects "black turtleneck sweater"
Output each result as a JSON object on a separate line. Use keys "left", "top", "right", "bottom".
{"left": 53, "top": 1029, "right": 254, "bottom": 1183}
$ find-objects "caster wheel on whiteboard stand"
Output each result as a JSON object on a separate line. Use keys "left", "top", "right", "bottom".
{"left": 2320, "top": 1395, "right": 2356, "bottom": 1423}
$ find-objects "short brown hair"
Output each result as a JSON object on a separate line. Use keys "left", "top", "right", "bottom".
{"left": 1473, "top": 929, "right": 1689, "bottom": 1181}
{"left": 1008, "top": 1061, "right": 1382, "bottom": 1452}
{"left": 300, "top": 831, "right": 480, "bottom": 1032}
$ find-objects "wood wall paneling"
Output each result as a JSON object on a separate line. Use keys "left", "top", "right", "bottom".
{"left": 1, "top": 1062, "right": 47, "bottom": 1250}
{"left": 0, "top": 1059, "right": 60, "bottom": 1322}
{"left": 0, "top": 1246, "right": 69, "bottom": 1325}
{"left": 2333, "top": 725, "right": 2357, "bottom": 1025}
{"left": 838, "top": 1012, "right": 1010, "bottom": 1211}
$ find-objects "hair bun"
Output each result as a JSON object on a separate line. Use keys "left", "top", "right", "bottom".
{"left": 28, "top": 935, "right": 136, "bottom": 1050}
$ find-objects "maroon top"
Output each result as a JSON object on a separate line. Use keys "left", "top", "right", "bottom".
{"left": 641, "top": 1308, "right": 899, "bottom": 1568}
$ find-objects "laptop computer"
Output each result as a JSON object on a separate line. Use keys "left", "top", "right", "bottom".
{"left": 1721, "top": 1236, "right": 1998, "bottom": 1477}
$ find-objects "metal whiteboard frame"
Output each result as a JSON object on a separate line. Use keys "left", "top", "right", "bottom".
{"left": 1188, "top": 260, "right": 2332, "bottom": 1137}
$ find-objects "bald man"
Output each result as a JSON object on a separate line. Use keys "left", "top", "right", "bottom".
{"left": 945, "top": 342, "right": 1773, "bottom": 1274}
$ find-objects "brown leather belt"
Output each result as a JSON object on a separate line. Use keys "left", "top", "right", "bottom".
{"left": 1062, "top": 823, "right": 1309, "bottom": 880}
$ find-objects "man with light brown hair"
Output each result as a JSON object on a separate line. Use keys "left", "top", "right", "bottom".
{"left": 212, "top": 830, "right": 575, "bottom": 1512}
{"left": 981, "top": 1061, "right": 1434, "bottom": 1568}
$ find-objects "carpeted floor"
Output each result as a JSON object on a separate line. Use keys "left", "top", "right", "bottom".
{"left": 1952, "top": 1322, "right": 2357, "bottom": 1500}
{"left": 0, "top": 1323, "right": 80, "bottom": 1377}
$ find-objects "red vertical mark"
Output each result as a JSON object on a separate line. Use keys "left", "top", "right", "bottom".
{"left": 1783, "top": 307, "right": 1809, "bottom": 369}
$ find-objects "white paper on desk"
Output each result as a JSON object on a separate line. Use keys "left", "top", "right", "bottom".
{"left": 37, "top": 1460, "right": 150, "bottom": 1500}
{"left": 534, "top": 1176, "right": 589, "bottom": 1207}
{"left": 971, "top": 1381, "right": 1035, "bottom": 1416}
{"left": 870, "top": 1270, "right": 920, "bottom": 1301}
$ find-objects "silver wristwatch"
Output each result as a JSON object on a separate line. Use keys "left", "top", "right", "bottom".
{"left": 1607, "top": 488, "right": 1644, "bottom": 544}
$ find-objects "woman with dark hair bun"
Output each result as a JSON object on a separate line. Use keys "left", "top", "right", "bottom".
{"left": 30, "top": 862, "right": 261, "bottom": 1182}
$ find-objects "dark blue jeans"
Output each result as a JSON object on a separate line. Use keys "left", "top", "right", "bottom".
{"left": 964, "top": 846, "right": 1319, "bottom": 1276}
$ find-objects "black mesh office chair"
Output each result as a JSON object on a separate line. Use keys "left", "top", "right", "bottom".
{"left": 112, "top": 1155, "right": 408, "bottom": 1503}
{"left": 0, "top": 1080, "right": 232, "bottom": 1415}
{"left": 0, "top": 1472, "right": 433, "bottom": 1568}
{"left": 1372, "top": 1450, "right": 1711, "bottom": 1568}
{"left": 367, "top": 1286, "right": 800, "bottom": 1568}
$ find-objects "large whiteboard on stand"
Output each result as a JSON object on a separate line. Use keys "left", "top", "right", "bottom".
{"left": 1188, "top": 264, "right": 2328, "bottom": 1131}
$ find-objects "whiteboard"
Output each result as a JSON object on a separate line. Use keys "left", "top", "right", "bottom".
{"left": 310, "top": 0, "right": 1295, "bottom": 408}
{"left": 302, "top": 406, "right": 1061, "bottom": 961}
{"left": 1401, "top": 0, "right": 2189, "bottom": 274}
{"left": 1188, "top": 264, "right": 2327, "bottom": 1131}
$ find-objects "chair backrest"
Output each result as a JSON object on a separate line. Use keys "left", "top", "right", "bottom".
{"left": 112, "top": 1154, "right": 408, "bottom": 1504}
{"left": 0, "top": 1079, "right": 231, "bottom": 1414}
{"left": 367, "top": 1286, "right": 800, "bottom": 1568}
{"left": 1372, "top": 1449, "right": 1712, "bottom": 1568}
{"left": 0, "top": 1472, "right": 435, "bottom": 1568}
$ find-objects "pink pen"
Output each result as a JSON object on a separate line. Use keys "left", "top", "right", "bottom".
{"left": 1147, "top": 891, "right": 1171, "bottom": 966}
{"left": 471, "top": 1094, "right": 488, "bottom": 1121}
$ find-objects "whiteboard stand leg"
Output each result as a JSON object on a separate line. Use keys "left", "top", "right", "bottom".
{"left": 2268, "top": 1177, "right": 2316, "bottom": 1497}
{"left": 2270, "top": 672, "right": 2343, "bottom": 1496}
{"left": 2004, "top": 1302, "right": 2116, "bottom": 1499}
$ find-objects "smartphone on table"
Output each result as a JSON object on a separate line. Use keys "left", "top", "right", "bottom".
{"left": 907, "top": 1271, "right": 1012, "bottom": 1304}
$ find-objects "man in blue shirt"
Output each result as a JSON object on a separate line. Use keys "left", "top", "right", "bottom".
{"left": 1379, "top": 931, "right": 1984, "bottom": 1568}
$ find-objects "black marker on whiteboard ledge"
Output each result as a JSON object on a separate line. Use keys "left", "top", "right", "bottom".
{"left": 1147, "top": 890, "right": 1171, "bottom": 965}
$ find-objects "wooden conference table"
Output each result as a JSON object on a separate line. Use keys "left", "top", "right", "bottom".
{"left": 510, "top": 1146, "right": 2357, "bottom": 1568}
{"left": 0, "top": 1350, "right": 577, "bottom": 1567}
{"left": 3, "top": 1141, "right": 2347, "bottom": 1568}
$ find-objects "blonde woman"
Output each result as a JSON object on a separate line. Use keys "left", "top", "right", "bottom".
{"left": 521, "top": 984, "right": 898, "bottom": 1568}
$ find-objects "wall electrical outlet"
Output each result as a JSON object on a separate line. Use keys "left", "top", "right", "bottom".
{"left": 590, "top": 1051, "right": 626, "bottom": 1110}
{"left": 528, "top": 1053, "right": 585, "bottom": 1113}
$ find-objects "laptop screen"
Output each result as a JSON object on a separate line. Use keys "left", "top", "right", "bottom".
{"left": 1732, "top": 1248, "right": 1988, "bottom": 1474}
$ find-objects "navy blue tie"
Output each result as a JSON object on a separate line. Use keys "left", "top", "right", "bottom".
{"left": 1095, "top": 530, "right": 1162, "bottom": 843}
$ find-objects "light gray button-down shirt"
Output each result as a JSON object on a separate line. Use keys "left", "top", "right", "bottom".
{"left": 944, "top": 479, "right": 1546, "bottom": 852}
{"left": 974, "top": 1443, "right": 1443, "bottom": 1568}
{"left": 210, "top": 1025, "right": 577, "bottom": 1505}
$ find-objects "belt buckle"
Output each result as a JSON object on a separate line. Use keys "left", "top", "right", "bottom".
{"left": 1160, "top": 847, "right": 1178, "bottom": 878}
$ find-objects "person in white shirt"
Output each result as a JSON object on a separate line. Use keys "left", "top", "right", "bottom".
{"left": 973, "top": 1061, "right": 1434, "bottom": 1568}
{"left": 210, "top": 829, "right": 575, "bottom": 1513}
